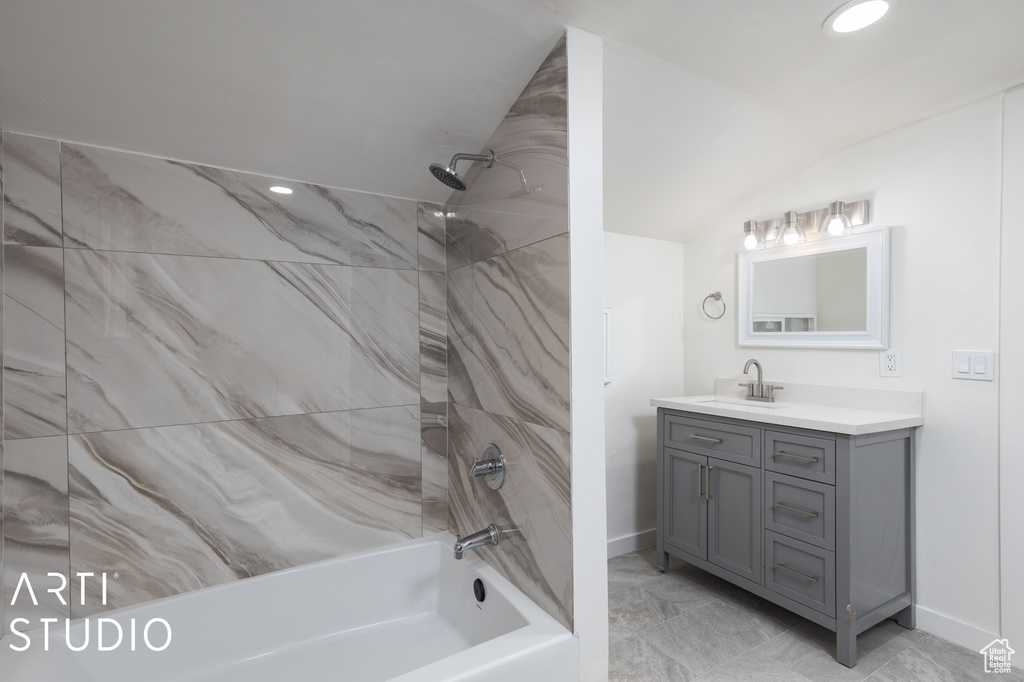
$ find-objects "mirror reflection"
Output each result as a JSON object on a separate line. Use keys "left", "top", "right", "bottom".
{"left": 751, "top": 247, "right": 868, "bottom": 333}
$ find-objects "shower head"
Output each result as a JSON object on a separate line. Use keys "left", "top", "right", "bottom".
{"left": 428, "top": 150, "right": 494, "bottom": 191}
{"left": 429, "top": 163, "right": 468, "bottom": 191}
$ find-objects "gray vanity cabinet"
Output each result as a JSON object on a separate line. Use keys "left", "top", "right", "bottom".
{"left": 707, "top": 458, "right": 761, "bottom": 584}
{"left": 664, "top": 449, "right": 762, "bottom": 583}
{"left": 656, "top": 408, "right": 916, "bottom": 668}
{"left": 664, "top": 449, "right": 706, "bottom": 557}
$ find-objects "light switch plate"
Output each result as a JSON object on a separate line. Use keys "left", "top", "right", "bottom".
{"left": 952, "top": 350, "right": 995, "bottom": 381}
{"left": 880, "top": 349, "right": 902, "bottom": 377}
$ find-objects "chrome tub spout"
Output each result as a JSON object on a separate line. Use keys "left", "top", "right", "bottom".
{"left": 453, "top": 525, "right": 499, "bottom": 560}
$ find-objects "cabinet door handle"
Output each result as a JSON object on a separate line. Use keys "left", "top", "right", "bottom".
{"left": 706, "top": 466, "right": 713, "bottom": 500}
{"left": 775, "top": 562, "right": 818, "bottom": 583}
{"left": 697, "top": 464, "right": 704, "bottom": 499}
{"left": 691, "top": 434, "right": 723, "bottom": 444}
{"left": 773, "top": 450, "right": 819, "bottom": 463}
{"left": 774, "top": 502, "right": 818, "bottom": 518}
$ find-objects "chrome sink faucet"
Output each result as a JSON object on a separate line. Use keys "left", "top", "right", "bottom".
{"left": 740, "top": 358, "right": 783, "bottom": 403}
{"left": 453, "top": 525, "right": 499, "bottom": 560}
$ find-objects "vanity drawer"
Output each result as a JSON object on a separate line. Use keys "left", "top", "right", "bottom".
{"left": 765, "top": 431, "right": 836, "bottom": 484}
{"left": 664, "top": 415, "right": 760, "bottom": 467}
{"left": 765, "top": 531, "right": 836, "bottom": 618}
{"left": 765, "top": 472, "right": 835, "bottom": 551}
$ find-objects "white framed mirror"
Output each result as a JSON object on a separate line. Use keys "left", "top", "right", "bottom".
{"left": 737, "top": 225, "right": 890, "bottom": 348}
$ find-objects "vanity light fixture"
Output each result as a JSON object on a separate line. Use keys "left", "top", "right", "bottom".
{"left": 822, "top": 200, "right": 854, "bottom": 237}
{"left": 269, "top": 186, "right": 293, "bottom": 195}
{"left": 743, "top": 220, "right": 761, "bottom": 249}
{"left": 777, "top": 211, "right": 805, "bottom": 246}
{"left": 823, "top": 0, "right": 892, "bottom": 36}
{"left": 741, "top": 199, "right": 870, "bottom": 249}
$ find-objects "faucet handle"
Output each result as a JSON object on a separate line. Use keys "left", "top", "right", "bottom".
{"left": 467, "top": 443, "right": 506, "bottom": 490}
{"left": 738, "top": 381, "right": 755, "bottom": 397}
{"left": 764, "top": 384, "right": 784, "bottom": 401}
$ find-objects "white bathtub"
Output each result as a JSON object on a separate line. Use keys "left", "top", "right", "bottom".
{"left": 0, "top": 533, "right": 577, "bottom": 681}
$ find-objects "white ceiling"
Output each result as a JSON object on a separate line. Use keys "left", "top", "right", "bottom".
{"left": 3, "top": 0, "right": 1024, "bottom": 241}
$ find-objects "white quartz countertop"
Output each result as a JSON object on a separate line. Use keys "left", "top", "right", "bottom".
{"left": 651, "top": 395, "right": 924, "bottom": 435}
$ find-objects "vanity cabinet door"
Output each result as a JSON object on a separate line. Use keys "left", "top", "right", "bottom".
{"left": 664, "top": 447, "right": 707, "bottom": 559}
{"left": 708, "top": 458, "right": 762, "bottom": 585}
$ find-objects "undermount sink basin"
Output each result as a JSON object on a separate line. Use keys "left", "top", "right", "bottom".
{"left": 692, "top": 398, "right": 783, "bottom": 410}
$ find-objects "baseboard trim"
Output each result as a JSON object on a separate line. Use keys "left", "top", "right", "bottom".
{"left": 607, "top": 529, "right": 656, "bottom": 559}
{"left": 915, "top": 605, "right": 999, "bottom": 653}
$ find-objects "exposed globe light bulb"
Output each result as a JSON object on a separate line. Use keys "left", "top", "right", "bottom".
{"left": 744, "top": 233, "right": 758, "bottom": 249}
{"left": 776, "top": 211, "right": 804, "bottom": 246}
{"left": 821, "top": 201, "right": 853, "bottom": 237}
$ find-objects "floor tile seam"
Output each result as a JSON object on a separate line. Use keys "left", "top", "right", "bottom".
{"left": 690, "top": 651, "right": 820, "bottom": 682}
{"left": 897, "top": 638, "right": 967, "bottom": 680}
{"left": 632, "top": 627, "right": 701, "bottom": 681}
{"left": 609, "top": 599, "right": 687, "bottom": 637}
{"left": 846, "top": 642, "right": 921, "bottom": 682}
{"left": 744, "top": 629, "right": 871, "bottom": 682}
{"left": 685, "top": 629, "right": 820, "bottom": 682}
{"left": 635, "top": 604, "right": 747, "bottom": 675}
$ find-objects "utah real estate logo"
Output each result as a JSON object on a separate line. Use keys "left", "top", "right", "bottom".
{"left": 980, "top": 638, "right": 1015, "bottom": 674}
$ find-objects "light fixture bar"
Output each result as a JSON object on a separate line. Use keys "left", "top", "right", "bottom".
{"left": 741, "top": 199, "right": 870, "bottom": 249}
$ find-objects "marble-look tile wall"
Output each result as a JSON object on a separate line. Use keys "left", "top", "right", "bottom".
{"left": 445, "top": 35, "right": 573, "bottom": 629}
{"left": 1, "top": 132, "right": 448, "bottom": 629}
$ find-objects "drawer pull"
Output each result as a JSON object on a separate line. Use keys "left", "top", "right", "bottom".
{"left": 775, "top": 562, "right": 818, "bottom": 583}
{"left": 691, "top": 434, "right": 723, "bottom": 444}
{"left": 775, "top": 502, "right": 818, "bottom": 518}
{"left": 774, "top": 450, "right": 819, "bottom": 463}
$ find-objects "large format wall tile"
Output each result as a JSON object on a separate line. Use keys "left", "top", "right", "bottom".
{"left": 445, "top": 208, "right": 567, "bottom": 272}
{"left": 1, "top": 132, "right": 447, "bottom": 628}
{"left": 417, "top": 202, "right": 446, "bottom": 272}
{"left": 443, "top": 34, "right": 571, "bottom": 631}
{"left": 69, "top": 407, "right": 421, "bottom": 616}
{"left": 2, "top": 134, "right": 63, "bottom": 247}
{"left": 421, "top": 402, "right": 448, "bottom": 534}
{"left": 419, "top": 271, "right": 447, "bottom": 404}
{"left": 448, "top": 403, "right": 571, "bottom": 629}
{"left": 447, "top": 234, "right": 570, "bottom": 432}
{"left": 445, "top": 264, "right": 479, "bottom": 408}
{"left": 444, "top": 35, "right": 567, "bottom": 269}
{"left": 65, "top": 250, "right": 418, "bottom": 432}
{"left": 4, "top": 246, "right": 67, "bottom": 438}
{"left": 2, "top": 436, "right": 71, "bottom": 629}
{"left": 61, "top": 144, "right": 418, "bottom": 269}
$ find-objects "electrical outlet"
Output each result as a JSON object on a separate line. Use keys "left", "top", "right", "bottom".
{"left": 880, "top": 349, "right": 902, "bottom": 377}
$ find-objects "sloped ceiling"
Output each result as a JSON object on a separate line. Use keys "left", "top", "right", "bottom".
{"left": 2, "top": 0, "right": 1023, "bottom": 240}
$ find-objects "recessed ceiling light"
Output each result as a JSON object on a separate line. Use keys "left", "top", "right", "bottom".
{"left": 269, "top": 186, "right": 293, "bottom": 194}
{"left": 823, "top": 0, "right": 892, "bottom": 36}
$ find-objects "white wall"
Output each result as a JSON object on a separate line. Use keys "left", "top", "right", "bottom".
{"left": 603, "top": 232, "right": 686, "bottom": 557}
{"left": 683, "top": 95, "right": 1004, "bottom": 651}
{"left": 567, "top": 28, "right": 609, "bottom": 682}
{"left": 999, "top": 87, "right": 1024, "bottom": 657}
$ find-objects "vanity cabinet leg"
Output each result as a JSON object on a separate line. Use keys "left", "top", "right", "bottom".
{"left": 836, "top": 625, "right": 857, "bottom": 668}
{"left": 656, "top": 550, "right": 670, "bottom": 573}
{"left": 896, "top": 605, "right": 915, "bottom": 630}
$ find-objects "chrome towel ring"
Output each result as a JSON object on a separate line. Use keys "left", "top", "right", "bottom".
{"left": 702, "top": 292, "right": 726, "bottom": 320}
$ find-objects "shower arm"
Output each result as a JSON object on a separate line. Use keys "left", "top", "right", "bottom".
{"left": 447, "top": 151, "right": 494, "bottom": 172}
{"left": 447, "top": 150, "right": 528, "bottom": 187}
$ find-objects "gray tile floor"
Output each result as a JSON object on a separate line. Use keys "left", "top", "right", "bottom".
{"left": 608, "top": 548, "right": 1024, "bottom": 682}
